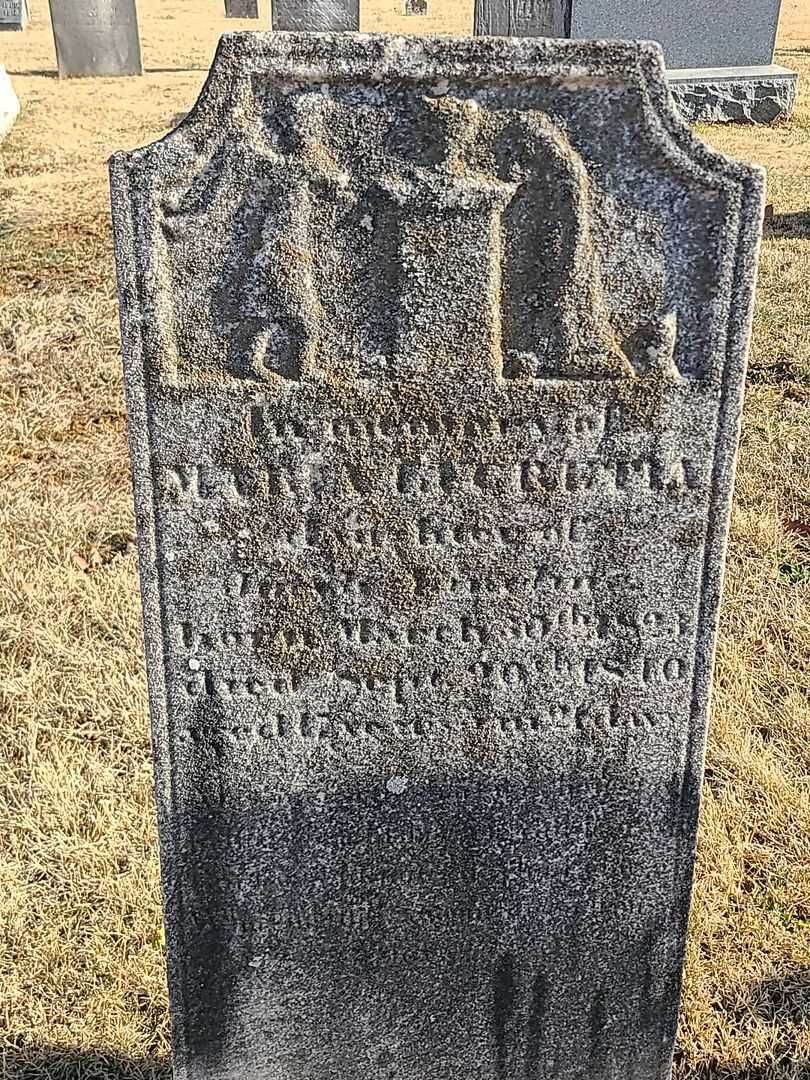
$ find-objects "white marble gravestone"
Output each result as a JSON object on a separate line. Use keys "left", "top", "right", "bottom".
{"left": 110, "top": 31, "right": 763, "bottom": 1080}
{"left": 0, "top": 66, "right": 20, "bottom": 141}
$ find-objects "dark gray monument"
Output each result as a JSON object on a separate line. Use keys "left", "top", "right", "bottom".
{"left": 475, "top": 0, "right": 568, "bottom": 37}
{"left": 271, "top": 0, "right": 357, "bottom": 31}
{"left": 225, "top": 0, "right": 259, "bottom": 17}
{"left": 49, "top": 0, "right": 142, "bottom": 78}
{"left": 110, "top": 31, "right": 763, "bottom": 1080}
{"left": 570, "top": 0, "right": 797, "bottom": 124}
{"left": 0, "top": 0, "right": 29, "bottom": 30}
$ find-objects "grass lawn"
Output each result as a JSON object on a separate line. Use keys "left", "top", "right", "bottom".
{"left": 1, "top": 1, "right": 809, "bottom": 1076}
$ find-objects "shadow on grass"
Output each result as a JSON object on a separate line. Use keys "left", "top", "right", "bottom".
{"left": 4, "top": 68, "right": 59, "bottom": 78}
{"left": 3, "top": 1048, "right": 171, "bottom": 1080}
{"left": 766, "top": 210, "right": 810, "bottom": 239}
{"left": 6, "top": 66, "right": 205, "bottom": 77}
{"left": 5, "top": 969, "right": 810, "bottom": 1079}
{"left": 144, "top": 67, "right": 208, "bottom": 74}
{"left": 676, "top": 965, "right": 810, "bottom": 1080}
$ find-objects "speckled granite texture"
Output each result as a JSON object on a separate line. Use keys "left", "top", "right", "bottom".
{"left": 669, "top": 65, "right": 798, "bottom": 125}
{"left": 110, "top": 33, "right": 764, "bottom": 1080}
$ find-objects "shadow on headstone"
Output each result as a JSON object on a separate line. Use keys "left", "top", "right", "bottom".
{"left": 167, "top": 770, "right": 695, "bottom": 1079}
{"left": 474, "top": 0, "right": 569, "bottom": 37}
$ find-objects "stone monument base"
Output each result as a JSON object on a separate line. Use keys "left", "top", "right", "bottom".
{"left": 668, "top": 65, "right": 798, "bottom": 124}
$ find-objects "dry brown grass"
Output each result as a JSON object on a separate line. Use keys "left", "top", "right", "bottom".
{"left": 1, "top": 2, "right": 809, "bottom": 1077}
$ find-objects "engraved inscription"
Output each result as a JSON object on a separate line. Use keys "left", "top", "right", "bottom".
{"left": 151, "top": 382, "right": 713, "bottom": 776}
{"left": 111, "top": 34, "right": 762, "bottom": 1080}
{"left": 0, "top": 0, "right": 24, "bottom": 20}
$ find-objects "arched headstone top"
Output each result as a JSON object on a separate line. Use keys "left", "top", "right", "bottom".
{"left": 113, "top": 32, "right": 763, "bottom": 388}
{"left": 110, "top": 32, "right": 763, "bottom": 1080}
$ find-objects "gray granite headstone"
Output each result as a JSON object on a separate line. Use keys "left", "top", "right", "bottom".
{"left": 568, "top": 0, "right": 796, "bottom": 125}
{"left": 475, "top": 0, "right": 568, "bottom": 37}
{"left": 49, "top": 0, "right": 142, "bottom": 78}
{"left": 0, "top": 0, "right": 29, "bottom": 30}
{"left": 570, "top": 0, "right": 782, "bottom": 70}
{"left": 225, "top": 0, "right": 258, "bottom": 17}
{"left": 110, "top": 32, "right": 763, "bottom": 1080}
{"left": 271, "top": 0, "right": 358, "bottom": 31}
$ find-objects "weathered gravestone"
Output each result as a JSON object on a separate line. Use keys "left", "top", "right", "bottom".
{"left": 49, "top": 0, "right": 142, "bottom": 77}
{"left": 0, "top": 0, "right": 29, "bottom": 30}
{"left": 271, "top": 0, "right": 358, "bottom": 31}
{"left": 225, "top": 0, "right": 258, "bottom": 18}
{"left": 475, "top": 0, "right": 568, "bottom": 37}
{"left": 110, "top": 31, "right": 763, "bottom": 1080}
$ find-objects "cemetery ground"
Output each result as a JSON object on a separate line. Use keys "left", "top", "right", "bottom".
{"left": 0, "top": 1, "right": 809, "bottom": 1077}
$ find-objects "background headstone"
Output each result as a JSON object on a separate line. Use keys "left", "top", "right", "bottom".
{"left": 475, "top": 0, "right": 568, "bottom": 37}
{"left": 225, "top": 0, "right": 258, "bottom": 16}
{"left": 569, "top": 0, "right": 796, "bottom": 124}
{"left": 110, "top": 32, "right": 763, "bottom": 1080}
{"left": 0, "top": 65, "right": 20, "bottom": 141}
{"left": 570, "top": 0, "right": 781, "bottom": 69}
{"left": 271, "top": 0, "right": 358, "bottom": 31}
{"left": 49, "top": 0, "right": 142, "bottom": 77}
{"left": 360, "top": 0, "right": 474, "bottom": 35}
{"left": 0, "top": 0, "right": 29, "bottom": 31}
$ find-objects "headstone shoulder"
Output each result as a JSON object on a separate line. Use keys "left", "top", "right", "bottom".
{"left": 110, "top": 32, "right": 764, "bottom": 1080}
